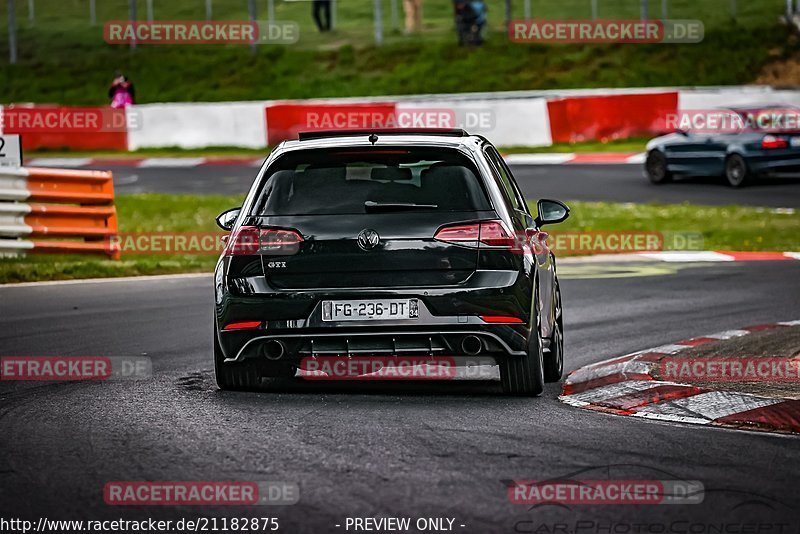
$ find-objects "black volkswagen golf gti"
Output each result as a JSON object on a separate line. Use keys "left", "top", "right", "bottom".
{"left": 213, "top": 129, "right": 570, "bottom": 396}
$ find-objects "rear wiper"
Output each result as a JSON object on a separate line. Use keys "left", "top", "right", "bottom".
{"left": 364, "top": 201, "right": 438, "bottom": 212}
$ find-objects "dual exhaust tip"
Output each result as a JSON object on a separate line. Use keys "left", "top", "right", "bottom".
{"left": 261, "top": 336, "right": 483, "bottom": 359}
{"left": 262, "top": 340, "right": 286, "bottom": 360}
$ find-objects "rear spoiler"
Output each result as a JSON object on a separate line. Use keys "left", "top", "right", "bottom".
{"left": 298, "top": 129, "right": 469, "bottom": 141}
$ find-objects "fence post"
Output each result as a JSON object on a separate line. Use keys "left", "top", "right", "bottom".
{"left": 7, "top": 0, "right": 17, "bottom": 64}
{"left": 373, "top": 0, "right": 383, "bottom": 45}
{"left": 591, "top": 0, "right": 597, "bottom": 20}
{"left": 248, "top": 0, "right": 257, "bottom": 54}
{"left": 27, "top": 0, "right": 33, "bottom": 25}
{"left": 640, "top": 0, "right": 649, "bottom": 20}
{"left": 389, "top": 0, "right": 399, "bottom": 31}
{"left": 90, "top": 0, "right": 96, "bottom": 25}
{"left": 524, "top": 0, "right": 531, "bottom": 20}
{"left": 128, "top": 0, "right": 137, "bottom": 50}
{"left": 267, "top": 0, "right": 274, "bottom": 22}
{"left": 146, "top": 0, "right": 153, "bottom": 22}
{"left": 331, "top": 0, "right": 337, "bottom": 30}
{"left": 205, "top": 0, "right": 212, "bottom": 20}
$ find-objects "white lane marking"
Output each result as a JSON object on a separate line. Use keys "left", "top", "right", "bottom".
{"left": 633, "top": 343, "right": 691, "bottom": 355}
{"left": 626, "top": 153, "right": 647, "bottom": 163}
{"left": 26, "top": 158, "right": 94, "bottom": 168}
{"left": 138, "top": 158, "right": 207, "bottom": 168}
{"left": 632, "top": 391, "right": 782, "bottom": 423}
{"left": 114, "top": 174, "right": 140, "bottom": 185}
{"left": 704, "top": 329, "right": 750, "bottom": 339}
{"left": 778, "top": 319, "right": 800, "bottom": 326}
{"left": 558, "top": 395, "right": 591, "bottom": 407}
{"left": 504, "top": 153, "right": 575, "bottom": 165}
{"left": 565, "top": 360, "right": 652, "bottom": 385}
{"left": 567, "top": 379, "right": 699, "bottom": 404}
{"left": 566, "top": 380, "right": 659, "bottom": 403}
{"left": 0, "top": 272, "right": 211, "bottom": 288}
{"left": 581, "top": 353, "right": 639, "bottom": 370}
{"left": 638, "top": 251, "right": 735, "bottom": 262}
{"left": 784, "top": 252, "right": 800, "bottom": 260}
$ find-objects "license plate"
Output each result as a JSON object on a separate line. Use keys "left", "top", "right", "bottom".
{"left": 322, "top": 299, "right": 419, "bottom": 322}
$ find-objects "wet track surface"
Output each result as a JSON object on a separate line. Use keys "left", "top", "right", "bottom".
{"left": 1, "top": 261, "right": 799, "bottom": 532}
{"left": 104, "top": 163, "right": 800, "bottom": 207}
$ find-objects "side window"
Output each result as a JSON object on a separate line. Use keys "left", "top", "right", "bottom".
{"left": 484, "top": 147, "right": 526, "bottom": 212}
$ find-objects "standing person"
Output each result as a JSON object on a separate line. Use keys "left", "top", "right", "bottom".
{"left": 403, "top": 0, "right": 422, "bottom": 33}
{"left": 468, "top": 0, "right": 487, "bottom": 45}
{"left": 453, "top": 0, "right": 471, "bottom": 46}
{"left": 313, "top": 0, "right": 332, "bottom": 32}
{"left": 453, "top": 0, "right": 486, "bottom": 46}
{"left": 108, "top": 71, "right": 135, "bottom": 108}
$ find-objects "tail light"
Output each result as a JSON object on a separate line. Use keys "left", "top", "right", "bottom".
{"left": 761, "top": 135, "right": 788, "bottom": 149}
{"left": 223, "top": 320, "right": 262, "bottom": 331}
{"left": 480, "top": 315, "right": 525, "bottom": 324}
{"left": 225, "top": 226, "right": 304, "bottom": 256}
{"left": 434, "top": 220, "right": 519, "bottom": 250}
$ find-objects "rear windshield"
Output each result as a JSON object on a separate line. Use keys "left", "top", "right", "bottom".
{"left": 251, "top": 147, "right": 491, "bottom": 216}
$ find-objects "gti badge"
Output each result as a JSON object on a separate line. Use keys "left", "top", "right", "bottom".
{"left": 357, "top": 229, "right": 380, "bottom": 251}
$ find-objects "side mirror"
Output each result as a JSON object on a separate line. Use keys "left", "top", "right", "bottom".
{"left": 535, "top": 199, "right": 570, "bottom": 227}
{"left": 216, "top": 208, "right": 241, "bottom": 231}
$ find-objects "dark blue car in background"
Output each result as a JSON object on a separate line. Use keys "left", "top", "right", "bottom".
{"left": 645, "top": 105, "right": 800, "bottom": 187}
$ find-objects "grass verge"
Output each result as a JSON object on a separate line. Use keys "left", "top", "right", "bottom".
{"left": 0, "top": 195, "right": 797, "bottom": 284}
{"left": 0, "top": 1, "right": 795, "bottom": 104}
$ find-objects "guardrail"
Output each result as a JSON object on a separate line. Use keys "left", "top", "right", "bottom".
{"left": 0, "top": 167, "right": 119, "bottom": 259}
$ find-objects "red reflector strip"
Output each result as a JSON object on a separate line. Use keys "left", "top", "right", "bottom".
{"left": 480, "top": 315, "right": 525, "bottom": 324}
{"left": 223, "top": 321, "right": 262, "bottom": 331}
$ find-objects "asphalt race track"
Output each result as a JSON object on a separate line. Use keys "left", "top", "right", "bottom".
{"left": 104, "top": 163, "right": 800, "bottom": 207}
{"left": 2, "top": 261, "right": 799, "bottom": 532}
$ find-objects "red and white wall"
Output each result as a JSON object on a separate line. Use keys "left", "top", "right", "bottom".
{"left": 2, "top": 85, "right": 798, "bottom": 152}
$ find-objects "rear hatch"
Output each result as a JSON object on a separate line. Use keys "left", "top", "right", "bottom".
{"left": 237, "top": 147, "right": 498, "bottom": 289}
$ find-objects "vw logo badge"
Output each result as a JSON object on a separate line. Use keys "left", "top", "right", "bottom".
{"left": 357, "top": 229, "right": 381, "bottom": 251}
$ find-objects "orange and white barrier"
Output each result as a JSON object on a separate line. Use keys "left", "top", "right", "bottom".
{"left": 0, "top": 168, "right": 119, "bottom": 258}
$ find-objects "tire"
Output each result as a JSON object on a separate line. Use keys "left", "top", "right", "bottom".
{"left": 214, "top": 330, "right": 261, "bottom": 391}
{"left": 543, "top": 282, "right": 564, "bottom": 383}
{"left": 645, "top": 150, "right": 672, "bottom": 184}
{"left": 724, "top": 154, "right": 750, "bottom": 188}
{"left": 500, "top": 288, "right": 545, "bottom": 397}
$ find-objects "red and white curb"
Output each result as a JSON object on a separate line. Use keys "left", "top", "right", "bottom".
{"left": 504, "top": 152, "right": 645, "bottom": 165}
{"left": 25, "top": 157, "right": 265, "bottom": 169}
{"left": 560, "top": 251, "right": 800, "bottom": 263}
{"left": 559, "top": 320, "right": 800, "bottom": 435}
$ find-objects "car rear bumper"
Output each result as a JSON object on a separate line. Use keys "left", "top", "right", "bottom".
{"left": 216, "top": 270, "right": 534, "bottom": 364}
